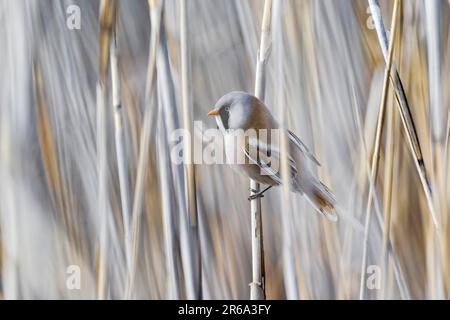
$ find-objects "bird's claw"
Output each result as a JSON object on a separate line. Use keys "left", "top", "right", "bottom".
{"left": 248, "top": 185, "right": 273, "bottom": 201}
{"left": 248, "top": 193, "right": 265, "bottom": 201}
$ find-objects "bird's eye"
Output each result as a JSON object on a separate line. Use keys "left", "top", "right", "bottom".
{"left": 225, "top": 106, "right": 230, "bottom": 112}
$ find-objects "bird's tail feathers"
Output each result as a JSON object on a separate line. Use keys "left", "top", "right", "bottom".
{"left": 305, "top": 180, "right": 338, "bottom": 222}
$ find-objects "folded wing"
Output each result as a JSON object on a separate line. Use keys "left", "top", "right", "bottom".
{"left": 288, "top": 130, "right": 321, "bottom": 166}
{"left": 243, "top": 136, "right": 298, "bottom": 186}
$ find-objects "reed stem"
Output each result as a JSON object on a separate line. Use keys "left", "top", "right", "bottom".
{"left": 250, "top": 0, "right": 272, "bottom": 300}
{"left": 360, "top": 0, "right": 400, "bottom": 300}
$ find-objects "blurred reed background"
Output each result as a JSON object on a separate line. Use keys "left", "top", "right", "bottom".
{"left": 0, "top": 0, "right": 449, "bottom": 299}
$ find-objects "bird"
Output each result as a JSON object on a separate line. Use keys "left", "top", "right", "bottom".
{"left": 207, "top": 91, "right": 337, "bottom": 222}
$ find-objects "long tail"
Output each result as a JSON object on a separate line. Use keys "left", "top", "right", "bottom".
{"left": 305, "top": 179, "right": 338, "bottom": 222}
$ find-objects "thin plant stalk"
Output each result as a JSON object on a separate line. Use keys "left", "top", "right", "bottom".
{"left": 250, "top": 0, "right": 272, "bottom": 300}
{"left": 235, "top": 0, "right": 258, "bottom": 73}
{"left": 273, "top": 0, "right": 299, "bottom": 300}
{"left": 157, "top": 98, "right": 181, "bottom": 299}
{"left": 359, "top": 0, "right": 400, "bottom": 300}
{"left": 351, "top": 86, "right": 410, "bottom": 300}
{"left": 126, "top": 0, "right": 162, "bottom": 299}
{"left": 110, "top": 28, "right": 132, "bottom": 278}
{"left": 425, "top": 0, "right": 448, "bottom": 297}
{"left": 96, "top": 81, "right": 108, "bottom": 300}
{"left": 180, "top": 0, "right": 201, "bottom": 300}
{"left": 380, "top": 94, "right": 395, "bottom": 299}
{"left": 368, "top": 0, "right": 439, "bottom": 230}
{"left": 97, "top": 0, "right": 116, "bottom": 300}
{"left": 425, "top": 0, "right": 444, "bottom": 143}
{"left": 156, "top": 12, "right": 197, "bottom": 300}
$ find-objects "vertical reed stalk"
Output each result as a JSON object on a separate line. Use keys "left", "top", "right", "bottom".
{"left": 158, "top": 107, "right": 181, "bottom": 299}
{"left": 97, "top": 0, "right": 117, "bottom": 299}
{"left": 368, "top": 0, "right": 439, "bottom": 230}
{"left": 180, "top": 0, "right": 201, "bottom": 299}
{"left": 380, "top": 93, "right": 395, "bottom": 299}
{"left": 359, "top": 0, "right": 400, "bottom": 300}
{"left": 425, "top": 0, "right": 444, "bottom": 143}
{"left": 110, "top": 21, "right": 132, "bottom": 280}
{"left": 250, "top": 0, "right": 272, "bottom": 300}
{"left": 425, "top": 0, "right": 448, "bottom": 298}
{"left": 96, "top": 80, "right": 108, "bottom": 300}
{"left": 351, "top": 85, "right": 410, "bottom": 299}
{"left": 126, "top": 0, "right": 162, "bottom": 299}
{"left": 273, "top": 0, "right": 299, "bottom": 300}
{"left": 156, "top": 10, "right": 197, "bottom": 299}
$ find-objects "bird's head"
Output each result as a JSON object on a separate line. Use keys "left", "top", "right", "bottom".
{"left": 208, "top": 91, "right": 254, "bottom": 133}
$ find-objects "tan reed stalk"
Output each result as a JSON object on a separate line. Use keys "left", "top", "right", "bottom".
{"left": 97, "top": 0, "right": 116, "bottom": 300}
{"left": 250, "top": 0, "right": 272, "bottom": 300}
{"left": 359, "top": 0, "right": 400, "bottom": 300}
{"left": 110, "top": 24, "right": 132, "bottom": 277}
{"left": 380, "top": 92, "right": 395, "bottom": 299}
{"left": 425, "top": 0, "right": 449, "bottom": 298}
{"left": 179, "top": 0, "right": 202, "bottom": 300}
{"left": 368, "top": 0, "right": 439, "bottom": 230}
{"left": 126, "top": 0, "right": 162, "bottom": 299}
{"left": 273, "top": 0, "right": 299, "bottom": 300}
{"left": 351, "top": 84, "right": 410, "bottom": 300}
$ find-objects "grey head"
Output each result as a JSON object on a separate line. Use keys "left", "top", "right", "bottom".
{"left": 208, "top": 91, "right": 270, "bottom": 132}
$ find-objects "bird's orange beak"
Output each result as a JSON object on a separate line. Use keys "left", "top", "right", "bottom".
{"left": 207, "top": 108, "right": 220, "bottom": 116}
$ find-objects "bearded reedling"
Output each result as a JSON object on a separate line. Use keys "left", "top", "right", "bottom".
{"left": 208, "top": 91, "right": 337, "bottom": 222}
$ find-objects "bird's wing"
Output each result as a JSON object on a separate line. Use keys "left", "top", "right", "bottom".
{"left": 288, "top": 130, "right": 321, "bottom": 166}
{"left": 243, "top": 136, "right": 298, "bottom": 184}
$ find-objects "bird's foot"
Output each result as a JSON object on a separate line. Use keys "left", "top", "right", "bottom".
{"left": 248, "top": 192, "right": 265, "bottom": 201}
{"left": 248, "top": 185, "right": 273, "bottom": 201}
